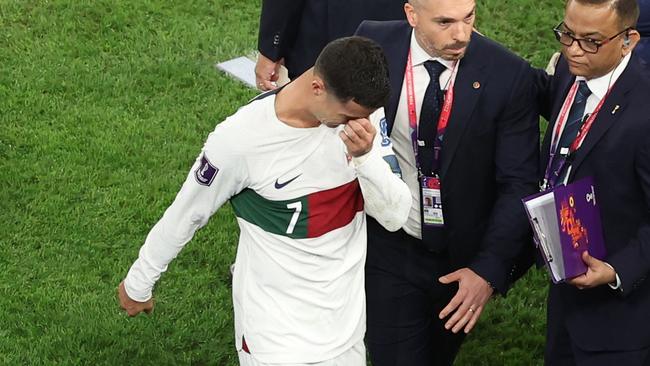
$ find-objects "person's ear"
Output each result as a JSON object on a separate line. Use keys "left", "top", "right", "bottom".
{"left": 312, "top": 76, "right": 325, "bottom": 96}
{"left": 622, "top": 29, "right": 640, "bottom": 57}
{"left": 405, "top": 2, "right": 418, "bottom": 28}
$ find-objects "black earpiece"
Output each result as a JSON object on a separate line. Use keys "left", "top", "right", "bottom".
{"left": 624, "top": 33, "right": 631, "bottom": 47}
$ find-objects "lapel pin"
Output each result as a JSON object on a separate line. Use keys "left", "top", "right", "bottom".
{"left": 612, "top": 105, "right": 620, "bottom": 114}
{"left": 472, "top": 81, "right": 480, "bottom": 89}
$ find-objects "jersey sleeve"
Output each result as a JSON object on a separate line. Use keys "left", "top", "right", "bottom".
{"left": 353, "top": 108, "right": 410, "bottom": 232}
{"left": 124, "top": 120, "right": 249, "bottom": 302}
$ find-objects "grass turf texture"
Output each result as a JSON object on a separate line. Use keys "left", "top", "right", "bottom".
{"left": 1, "top": 0, "right": 562, "bottom": 364}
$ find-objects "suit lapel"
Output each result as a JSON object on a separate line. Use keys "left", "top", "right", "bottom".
{"left": 439, "top": 35, "right": 486, "bottom": 178}
{"left": 549, "top": 77, "right": 575, "bottom": 140}
{"left": 541, "top": 67, "right": 575, "bottom": 169}
{"left": 385, "top": 26, "right": 412, "bottom": 134}
{"left": 568, "top": 68, "right": 637, "bottom": 180}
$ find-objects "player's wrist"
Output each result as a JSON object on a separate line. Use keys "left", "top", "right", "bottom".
{"left": 351, "top": 145, "right": 377, "bottom": 166}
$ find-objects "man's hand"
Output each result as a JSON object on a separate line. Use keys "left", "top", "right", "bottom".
{"left": 255, "top": 53, "right": 282, "bottom": 91}
{"left": 339, "top": 118, "right": 375, "bottom": 157}
{"left": 118, "top": 281, "right": 154, "bottom": 317}
{"left": 567, "top": 251, "right": 616, "bottom": 289}
{"left": 438, "top": 268, "right": 494, "bottom": 334}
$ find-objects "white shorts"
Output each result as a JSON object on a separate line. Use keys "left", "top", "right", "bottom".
{"left": 237, "top": 339, "right": 366, "bottom": 366}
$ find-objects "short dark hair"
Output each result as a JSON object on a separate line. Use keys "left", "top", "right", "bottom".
{"left": 568, "top": 0, "right": 639, "bottom": 28}
{"left": 314, "top": 36, "right": 390, "bottom": 110}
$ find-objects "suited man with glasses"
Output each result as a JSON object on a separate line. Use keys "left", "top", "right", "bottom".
{"left": 536, "top": 0, "right": 650, "bottom": 364}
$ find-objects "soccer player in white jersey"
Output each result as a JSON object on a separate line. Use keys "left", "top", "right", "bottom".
{"left": 117, "top": 36, "right": 411, "bottom": 366}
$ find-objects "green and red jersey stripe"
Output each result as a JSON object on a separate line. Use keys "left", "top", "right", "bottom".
{"left": 230, "top": 179, "right": 364, "bottom": 239}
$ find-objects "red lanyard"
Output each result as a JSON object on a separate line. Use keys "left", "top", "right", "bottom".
{"left": 405, "top": 50, "right": 458, "bottom": 174}
{"left": 550, "top": 80, "right": 612, "bottom": 156}
{"left": 543, "top": 79, "right": 615, "bottom": 189}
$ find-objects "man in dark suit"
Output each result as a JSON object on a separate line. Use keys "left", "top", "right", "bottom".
{"left": 355, "top": 0, "right": 539, "bottom": 364}
{"left": 536, "top": 0, "right": 650, "bottom": 364}
{"left": 255, "top": 0, "right": 406, "bottom": 90}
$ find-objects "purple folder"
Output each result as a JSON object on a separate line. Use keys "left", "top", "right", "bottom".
{"left": 522, "top": 177, "right": 606, "bottom": 283}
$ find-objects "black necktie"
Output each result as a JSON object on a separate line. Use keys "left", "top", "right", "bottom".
{"left": 418, "top": 60, "right": 447, "bottom": 176}
{"left": 553, "top": 80, "right": 592, "bottom": 185}
{"left": 419, "top": 61, "right": 447, "bottom": 252}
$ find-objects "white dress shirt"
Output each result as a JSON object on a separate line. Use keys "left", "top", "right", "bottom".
{"left": 391, "top": 31, "right": 458, "bottom": 239}
{"left": 577, "top": 53, "right": 631, "bottom": 117}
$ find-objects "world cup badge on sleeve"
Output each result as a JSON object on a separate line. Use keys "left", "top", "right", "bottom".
{"left": 194, "top": 154, "right": 219, "bottom": 186}
{"left": 380, "top": 117, "right": 391, "bottom": 147}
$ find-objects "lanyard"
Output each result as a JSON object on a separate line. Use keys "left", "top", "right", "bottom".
{"left": 543, "top": 79, "right": 614, "bottom": 189}
{"left": 405, "top": 50, "right": 458, "bottom": 176}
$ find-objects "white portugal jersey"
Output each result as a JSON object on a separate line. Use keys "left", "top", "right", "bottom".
{"left": 124, "top": 92, "right": 410, "bottom": 364}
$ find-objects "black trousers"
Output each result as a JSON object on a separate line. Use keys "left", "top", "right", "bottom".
{"left": 545, "top": 286, "right": 650, "bottom": 366}
{"left": 365, "top": 219, "right": 465, "bottom": 366}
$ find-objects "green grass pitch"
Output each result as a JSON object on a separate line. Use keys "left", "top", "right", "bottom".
{"left": 1, "top": 0, "right": 562, "bottom": 364}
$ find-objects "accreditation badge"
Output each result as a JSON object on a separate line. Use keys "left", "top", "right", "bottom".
{"left": 421, "top": 176, "right": 444, "bottom": 227}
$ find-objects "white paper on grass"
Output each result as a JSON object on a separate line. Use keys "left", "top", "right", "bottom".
{"left": 216, "top": 56, "right": 257, "bottom": 89}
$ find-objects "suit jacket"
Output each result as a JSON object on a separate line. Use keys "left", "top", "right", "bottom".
{"left": 356, "top": 20, "right": 539, "bottom": 294}
{"left": 639, "top": 0, "right": 650, "bottom": 37}
{"left": 636, "top": 40, "right": 650, "bottom": 78}
{"left": 258, "top": 0, "right": 406, "bottom": 78}
{"left": 537, "top": 56, "right": 650, "bottom": 351}
{"left": 635, "top": 0, "right": 650, "bottom": 79}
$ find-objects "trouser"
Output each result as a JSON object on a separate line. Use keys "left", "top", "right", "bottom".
{"left": 365, "top": 219, "right": 465, "bottom": 366}
{"left": 545, "top": 288, "right": 650, "bottom": 366}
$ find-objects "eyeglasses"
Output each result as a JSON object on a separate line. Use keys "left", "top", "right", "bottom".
{"left": 552, "top": 22, "right": 630, "bottom": 54}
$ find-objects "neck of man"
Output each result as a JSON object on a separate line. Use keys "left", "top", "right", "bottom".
{"left": 275, "top": 71, "right": 321, "bottom": 128}
{"left": 585, "top": 54, "right": 626, "bottom": 81}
